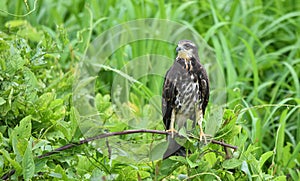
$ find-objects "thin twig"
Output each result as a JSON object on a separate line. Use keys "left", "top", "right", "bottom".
{"left": 211, "top": 139, "right": 238, "bottom": 151}
{"left": 2, "top": 129, "right": 237, "bottom": 180}
{"left": 0, "top": 0, "right": 38, "bottom": 17}
{"left": 38, "top": 129, "right": 167, "bottom": 158}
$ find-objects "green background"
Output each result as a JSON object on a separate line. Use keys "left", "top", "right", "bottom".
{"left": 0, "top": 0, "right": 299, "bottom": 180}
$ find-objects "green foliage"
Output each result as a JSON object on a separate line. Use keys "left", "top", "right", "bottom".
{"left": 0, "top": 0, "right": 299, "bottom": 180}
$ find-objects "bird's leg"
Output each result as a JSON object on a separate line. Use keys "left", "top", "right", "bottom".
{"left": 196, "top": 108, "right": 207, "bottom": 144}
{"left": 166, "top": 109, "right": 177, "bottom": 138}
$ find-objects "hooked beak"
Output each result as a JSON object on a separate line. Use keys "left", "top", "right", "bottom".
{"left": 176, "top": 45, "right": 190, "bottom": 60}
{"left": 176, "top": 46, "right": 183, "bottom": 52}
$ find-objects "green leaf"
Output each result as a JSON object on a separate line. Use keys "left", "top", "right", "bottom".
{"left": 0, "top": 97, "right": 6, "bottom": 105}
{"left": 275, "top": 109, "right": 287, "bottom": 162}
{"left": 53, "top": 164, "right": 68, "bottom": 180}
{"left": 186, "top": 157, "right": 198, "bottom": 168}
{"left": 287, "top": 142, "right": 300, "bottom": 167}
{"left": 17, "top": 23, "right": 43, "bottom": 42}
{"left": 70, "top": 107, "right": 79, "bottom": 139}
{"left": 0, "top": 0, "right": 8, "bottom": 17}
{"left": 215, "top": 109, "right": 238, "bottom": 140}
{"left": 204, "top": 152, "right": 217, "bottom": 168}
{"left": 241, "top": 161, "right": 252, "bottom": 181}
{"left": 273, "top": 175, "right": 287, "bottom": 181}
{"left": 11, "top": 116, "right": 32, "bottom": 160}
{"left": 95, "top": 93, "right": 111, "bottom": 113}
{"left": 282, "top": 143, "right": 293, "bottom": 167}
{"left": 0, "top": 149, "right": 22, "bottom": 174}
{"left": 149, "top": 141, "right": 168, "bottom": 161}
{"left": 13, "top": 115, "right": 32, "bottom": 139}
{"left": 5, "top": 20, "right": 27, "bottom": 28}
{"left": 6, "top": 53, "right": 25, "bottom": 74}
{"left": 23, "top": 67, "right": 40, "bottom": 90}
{"left": 288, "top": 168, "right": 299, "bottom": 181}
{"left": 36, "top": 92, "right": 55, "bottom": 111}
{"left": 259, "top": 151, "right": 273, "bottom": 169}
{"left": 56, "top": 120, "right": 70, "bottom": 140}
{"left": 222, "top": 158, "right": 243, "bottom": 169}
{"left": 159, "top": 159, "right": 180, "bottom": 178}
{"left": 22, "top": 140, "right": 35, "bottom": 180}
{"left": 49, "top": 99, "right": 65, "bottom": 121}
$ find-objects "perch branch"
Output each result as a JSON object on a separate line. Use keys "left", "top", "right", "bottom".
{"left": 2, "top": 129, "right": 237, "bottom": 180}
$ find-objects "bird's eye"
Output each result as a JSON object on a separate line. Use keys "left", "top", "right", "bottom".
{"left": 184, "top": 44, "right": 191, "bottom": 49}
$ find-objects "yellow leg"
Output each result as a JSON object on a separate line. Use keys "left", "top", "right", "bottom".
{"left": 197, "top": 109, "right": 207, "bottom": 144}
{"left": 166, "top": 109, "right": 177, "bottom": 138}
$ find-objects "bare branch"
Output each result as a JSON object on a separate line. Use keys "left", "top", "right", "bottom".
{"left": 211, "top": 140, "right": 238, "bottom": 151}
{"left": 2, "top": 129, "right": 237, "bottom": 180}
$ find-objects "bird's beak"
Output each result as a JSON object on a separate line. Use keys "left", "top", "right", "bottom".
{"left": 176, "top": 46, "right": 191, "bottom": 60}
{"left": 176, "top": 46, "right": 182, "bottom": 52}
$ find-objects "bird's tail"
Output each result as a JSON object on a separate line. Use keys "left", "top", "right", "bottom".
{"left": 163, "top": 136, "right": 187, "bottom": 159}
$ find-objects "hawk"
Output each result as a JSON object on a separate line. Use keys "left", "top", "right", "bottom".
{"left": 162, "top": 40, "right": 209, "bottom": 158}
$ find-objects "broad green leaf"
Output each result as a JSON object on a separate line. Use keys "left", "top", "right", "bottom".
{"left": 0, "top": 97, "right": 6, "bottom": 105}
{"left": 36, "top": 92, "right": 55, "bottom": 111}
{"left": 22, "top": 140, "right": 35, "bottom": 180}
{"left": 11, "top": 116, "right": 32, "bottom": 159}
{"left": 149, "top": 141, "right": 168, "bottom": 161}
{"left": 204, "top": 152, "right": 217, "bottom": 168}
{"left": 222, "top": 158, "right": 243, "bottom": 169}
{"left": 13, "top": 115, "right": 32, "bottom": 139}
{"left": 49, "top": 99, "right": 64, "bottom": 110}
{"left": 159, "top": 159, "right": 180, "bottom": 178}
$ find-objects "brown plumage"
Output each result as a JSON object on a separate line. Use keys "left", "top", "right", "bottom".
{"left": 162, "top": 40, "right": 209, "bottom": 159}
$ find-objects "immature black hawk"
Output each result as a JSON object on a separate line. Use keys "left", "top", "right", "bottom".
{"left": 162, "top": 40, "right": 209, "bottom": 158}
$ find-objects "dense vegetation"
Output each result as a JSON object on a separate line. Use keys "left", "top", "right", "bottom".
{"left": 0, "top": 0, "right": 299, "bottom": 180}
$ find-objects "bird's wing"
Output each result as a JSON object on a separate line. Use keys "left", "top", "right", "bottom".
{"left": 198, "top": 65, "right": 210, "bottom": 115}
{"left": 162, "top": 68, "right": 176, "bottom": 130}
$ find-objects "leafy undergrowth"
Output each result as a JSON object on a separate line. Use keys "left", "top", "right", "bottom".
{"left": 0, "top": 0, "right": 300, "bottom": 180}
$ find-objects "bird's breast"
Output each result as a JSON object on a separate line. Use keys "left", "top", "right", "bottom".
{"left": 174, "top": 71, "right": 200, "bottom": 117}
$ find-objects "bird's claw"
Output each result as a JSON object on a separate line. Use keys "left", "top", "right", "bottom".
{"left": 199, "top": 131, "right": 212, "bottom": 144}
{"left": 199, "top": 130, "right": 207, "bottom": 144}
{"left": 166, "top": 128, "right": 177, "bottom": 138}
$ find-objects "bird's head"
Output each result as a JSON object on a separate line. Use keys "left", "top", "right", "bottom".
{"left": 176, "top": 40, "right": 198, "bottom": 61}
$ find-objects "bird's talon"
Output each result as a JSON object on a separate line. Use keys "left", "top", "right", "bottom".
{"left": 199, "top": 131, "right": 210, "bottom": 144}
{"left": 166, "top": 128, "right": 177, "bottom": 138}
